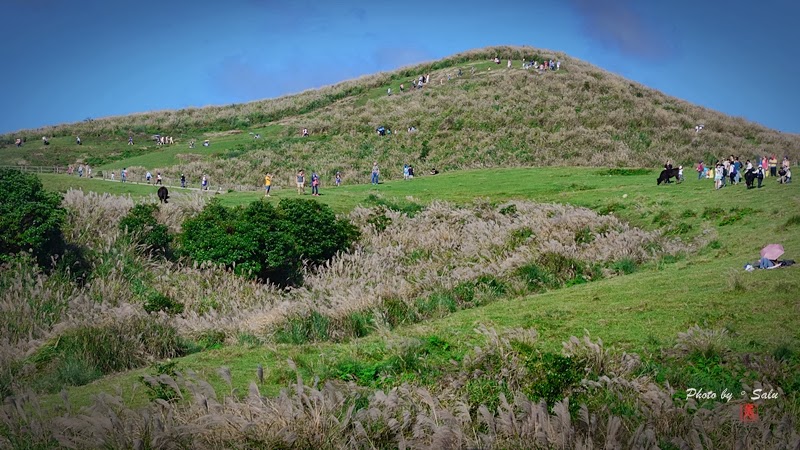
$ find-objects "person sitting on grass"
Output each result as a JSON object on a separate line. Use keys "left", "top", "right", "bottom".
{"left": 758, "top": 257, "right": 782, "bottom": 269}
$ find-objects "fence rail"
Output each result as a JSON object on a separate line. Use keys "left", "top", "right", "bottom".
{"left": 0, "top": 165, "right": 68, "bottom": 174}
{"left": 0, "top": 165, "right": 259, "bottom": 193}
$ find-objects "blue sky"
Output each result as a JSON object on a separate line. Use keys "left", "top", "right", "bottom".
{"left": 1, "top": 0, "right": 798, "bottom": 134}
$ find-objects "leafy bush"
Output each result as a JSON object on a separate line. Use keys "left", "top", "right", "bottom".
{"left": 180, "top": 198, "right": 358, "bottom": 286}
{"left": 119, "top": 204, "right": 171, "bottom": 255}
{"left": 0, "top": 169, "right": 65, "bottom": 266}
{"left": 522, "top": 353, "right": 584, "bottom": 407}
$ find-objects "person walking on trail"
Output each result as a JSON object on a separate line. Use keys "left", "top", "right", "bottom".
{"left": 264, "top": 173, "right": 272, "bottom": 197}
{"left": 155, "top": 172, "right": 162, "bottom": 185}
{"left": 202, "top": 175, "right": 208, "bottom": 191}
{"left": 121, "top": 168, "right": 128, "bottom": 183}
{"left": 180, "top": 174, "right": 186, "bottom": 188}
{"left": 146, "top": 171, "right": 152, "bottom": 183}
{"left": 371, "top": 162, "right": 380, "bottom": 185}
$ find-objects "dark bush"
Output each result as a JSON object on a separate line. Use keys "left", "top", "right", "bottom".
{"left": 0, "top": 169, "right": 65, "bottom": 266}
{"left": 119, "top": 204, "right": 171, "bottom": 255}
{"left": 180, "top": 198, "right": 358, "bottom": 286}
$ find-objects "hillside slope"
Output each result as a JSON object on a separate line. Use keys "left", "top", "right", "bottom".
{"left": 3, "top": 46, "right": 798, "bottom": 188}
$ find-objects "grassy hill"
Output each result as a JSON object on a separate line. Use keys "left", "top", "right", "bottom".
{"left": 3, "top": 46, "right": 799, "bottom": 191}
{"left": 2, "top": 46, "right": 800, "bottom": 448}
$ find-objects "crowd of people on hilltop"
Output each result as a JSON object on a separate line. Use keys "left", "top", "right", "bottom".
{"left": 522, "top": 58, "right": 561, "bottom": 72}
{"left": 694, "top": 154, "right": 792, "bottom": 190}
{"left": 384, "top": 55, "right": 566, "bottom": 99}
{"left": 154, "top": 135, "right": 175, "bottom": 146}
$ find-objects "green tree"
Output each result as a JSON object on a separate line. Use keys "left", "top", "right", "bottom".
{"left": 119, "top": 204, "right": 171, "bottom": 255}
{"left": 180, "top": 198, "right": 358, "bottom": 286}
{"left": 0, "top": 169, "right": 65, "bottom": 266}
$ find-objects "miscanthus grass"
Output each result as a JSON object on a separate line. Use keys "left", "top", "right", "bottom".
{"left": 2, "top": 327, "right": 797, "bottom": 449}
{"left": 1, "top": 190, "right": 686, "bottom": 398}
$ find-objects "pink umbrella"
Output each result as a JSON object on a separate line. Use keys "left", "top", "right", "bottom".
{"left": 761, "top": 244, "right": 784, "bottom": 260}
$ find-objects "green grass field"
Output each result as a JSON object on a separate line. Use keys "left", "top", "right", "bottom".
{"left": 37, "top": 165, "right": 800, "bottom": 412}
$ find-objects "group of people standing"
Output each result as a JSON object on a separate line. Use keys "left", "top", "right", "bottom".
{"left": 290, "top": 170, "right": 321, "bottom": 196}
{"left": 696, "top": 155, "right": 792, "bottom": 190}
{"left": 266, "top": 161, "right": 435, "bottom": 197}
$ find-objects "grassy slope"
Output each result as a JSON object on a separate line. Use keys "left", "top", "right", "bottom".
{"left": 5, "top": 47, "right": 800, "bottom": 187}
{"left": 44, "top": 166, "right": 800, "bottom": 411}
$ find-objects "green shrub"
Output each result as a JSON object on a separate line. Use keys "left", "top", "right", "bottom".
{"left": 180, "top": 198, "right": 358, "bottom": 286}
{"left": 0, "top": 169, "right": 66, "bottom": 266}
{"left": 499, "top": 204, "right": 518, "bottom": 216}
{"left": 523, "top": 353, "right": 584, "bottom": 407}
{"left": 610, "top": 258, "right": 637, "bottom": 275}
{"left": 119, "top": 204, "right": 171, "bottom": 255}
{"left": 143, "top": 292, "right": 184, "bottom": 315}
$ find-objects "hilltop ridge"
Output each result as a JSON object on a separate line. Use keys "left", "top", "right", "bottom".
{"left": 3, "top": 46, "right": 798, "bottom": 188}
